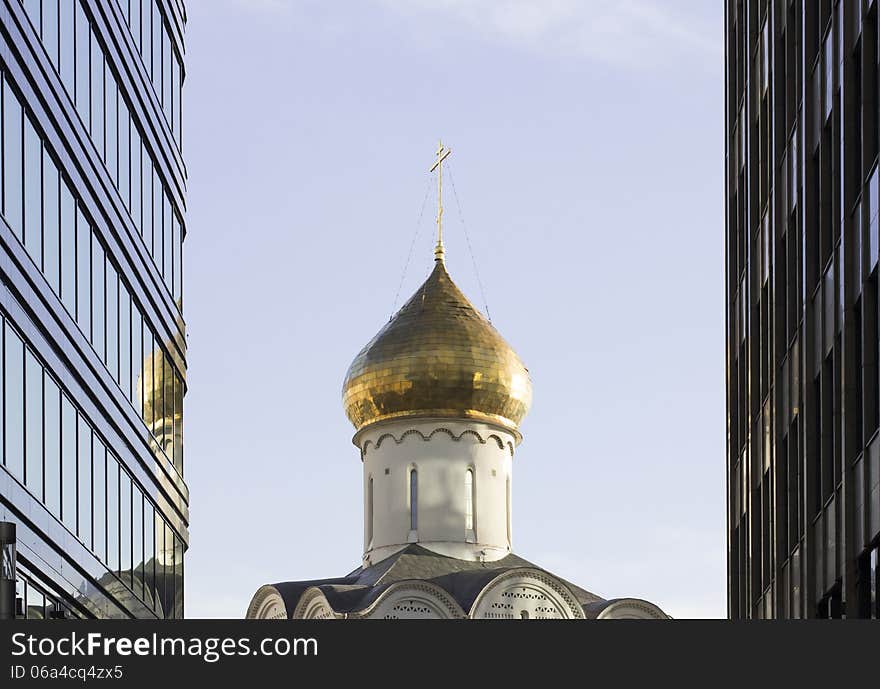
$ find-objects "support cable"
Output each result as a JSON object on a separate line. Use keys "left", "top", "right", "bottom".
{"left": 390, "top": 176, "right": 433, "bottom": 319}
{"left": 446, "top": 162, "right": 492, "bottom": 322}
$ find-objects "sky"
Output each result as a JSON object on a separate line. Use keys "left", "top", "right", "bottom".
{"left": 182, "top": 0, "right": 726, "bottom": 618}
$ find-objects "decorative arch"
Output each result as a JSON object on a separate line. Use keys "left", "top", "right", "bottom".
{"left": 292, "top": 588, "right": 338, "bottom": 620}
{"left": 246, "top": 586, "right": 289, "bottom": 620}
{"left": 469, "top": 569, "right": 586, "bottom": 620}
{"left": 596, "top": 598, "right": 669, "bottom": 620}
{"left": 361, "top": 426, "right": 514, "bottom": 459}
{"left": 355, "top": 581, "right": 466, "bottom": 620}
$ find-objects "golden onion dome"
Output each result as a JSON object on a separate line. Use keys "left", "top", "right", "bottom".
{"left": 342, "top": 259, "right": 532, "bottom": 435}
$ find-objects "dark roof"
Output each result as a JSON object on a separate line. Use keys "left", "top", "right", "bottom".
{"left": 268, "top": 545, "right": 604, "bottom": 616}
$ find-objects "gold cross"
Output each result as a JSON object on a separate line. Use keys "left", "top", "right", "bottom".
{"left": 430, "top": 140, "right": 452, "bottom": 262}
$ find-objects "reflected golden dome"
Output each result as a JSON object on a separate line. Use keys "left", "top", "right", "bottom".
{"left": 342, "top": 260, "right": 532, "bottom": 435}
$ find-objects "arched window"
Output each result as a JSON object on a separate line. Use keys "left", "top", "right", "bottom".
{"left": 465, "top": 469, "right": 475, "bottom": 532}
{"left": 367, "top": 477, "right": 374, "bottom": 545}
{"left": 409, "top": 469, "right": 418, "bottom": 531}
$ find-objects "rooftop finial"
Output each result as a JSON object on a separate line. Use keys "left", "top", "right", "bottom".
{"left": 430, "top": 140, "right": 452, "bottom": 263}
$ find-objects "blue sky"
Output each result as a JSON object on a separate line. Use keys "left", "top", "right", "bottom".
{"left": 182, "top": 0, "right": 725, "bottom": 618}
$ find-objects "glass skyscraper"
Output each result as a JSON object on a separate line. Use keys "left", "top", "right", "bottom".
{"left": 0, "top": 0, "right": 187, "bottom": 618}
{"left": 726, "top": 0, "right": 880, "bottom": 618}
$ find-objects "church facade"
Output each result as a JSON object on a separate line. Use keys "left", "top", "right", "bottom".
{"left": 247, "top": 148, "right": 668, "bottom": 620}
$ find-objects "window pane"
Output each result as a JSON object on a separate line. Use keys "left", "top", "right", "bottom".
{"left": 23, "top": 115, "right": 42, "bottom": 267}
{"left": 90, "top": 33, "right": 104, "bottom": 157}
{"left": 141, "top": 0, "right": 152, "bottom": 78}
{"left": 170, "top": 49, "right": 178, "bottom": 136}
{"left": 174, "top": 373, "right": 183, "bottom": 473}
{"left": 42, "top": 0, "right": 59, "bottom": 70}
{"left": 132, "top": 486, "right": 143, "bottom": 600}
{"left": 132, "top": 0, "right": 141, "bottom": 52}
{"left": 164, "top": 521, "right": 173, "bottom": 617}
{"left": 44, "top": 375, "right": 60, "bottom": 516}
{"left": 173, "top": 536, "right": 182, "bottom": 618}
{"left": 824, "top": 31, "right": 833, "bottom": 119}
{"left": 74, "top": 3, "right": 90, "bottom": 127}
{"left": 3, "top": 78, "right": 24, "bottom": 239}
{"left": 163, "top": 193, "right": 171, "bottom": 284}
{"left": 131, "top": 309, "right": 142, "bottom": 410}
{"left": 4, "top": 324, "right": 24, "bottom": 481}
{"left": 106, "top": 262, "right": 118, "bottom": 382}
{"left": 59, "top": 0, "right": 74, "bottom": 94}
{"left": 26, "top": 583, "right": 44, "bottom": 620}
{"left": 61, "top": 394, "right": 76, "bottom": 531}
{"left": 0, "top": 324, "right": 4, "bottom": 476}
{"left": 14, "top": 577, "right": 24, "bottom": 620}
{"left": 118, "top": 99, "right": 130, "bottom": 208}
{"left": 76, "top": 207, "right": 91, "bottom": 336}
{"left": 171, "top": 375, "right": 180, "bottom": 473}
{"left": 92, "top": 435, "right": 106, "bottom": 562}
{"left": 23, "top": 0, "right": 39, "bottom": 31}
{"left": 161, "top": 354, "right": 172, "bottom": 456}
{"left": 24, "top": 350, "right": 42, "bottom": 500}
{"left": 854, "top": 203, "right": 863, "bottom": 290}
{"left": 174, "top": 52, "right": 181, "bottom": 148}
{"left": 761, "top": 20, "right": 769, "bottom": 94}
{"left": 119, "top": 283, "right": 131, "bottom": 401}
{"left": 172, "top": 213, "right": 181, "bottom": 303}
{"left": 154, "top": 514, "right": 164, "bottom": 615}
{"left": 120, "top": 470, "right": 131, "bottom": 586}
{"left": 43, "top": 149, "right": 60, "bottom": 293}
{"left": 77, "top": 414, "right": 91, "bottom": 547}
{"left": 824, "top": 263, "right": 834, "bottom": 351}
{"left": 151, "top": 339, "right": 161, "bottom": 445}
{"left": 105, "top": 72, "right": 117, "bottom": 182}
{"left": 152, "top": 173, "right": 161, "bottom": 260}
{"left": 165, "top": 522, "right": 175, "bottom": 618}
{"left": 163, "top": 21, "right": 171, "bottom": 112}
{"left": 143, "top": 330, "right": 153, "bottom": 431}
{"left": 92, "top": 238, "right": 105, "bottom": 360}
{"left": 60, "top": 178, "right": 76, "bottom": 314}
{"left": 143, "top": 501, "right": 154, "bottom": 611}
{"left": 130, "top": 124, "right": 141, "bottom": 223}
{"left": 142, "top": 152, "right": 151, "bottom": 244}
{"left": 870, "top": 167, "right": 879, "bottom": 269}
{"left": 178, "top": 241, "right": 184, "bottom": 308}
{"left": 152, "top": 3, "right": 161, "bottom": 86}
{"left": 106, "top": 458, "right": 118, "bottom": 572}
{"left": 790, "top": 131, "right": 798, "bottom": 210}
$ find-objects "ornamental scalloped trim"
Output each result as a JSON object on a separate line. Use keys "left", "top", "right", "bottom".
{"left": 360, "top": 426, "right": 515, "bottom": 460}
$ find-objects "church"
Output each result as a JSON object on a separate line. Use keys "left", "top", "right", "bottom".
{"left": 246, "top": 146, "right": 669, "bottom": 620}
